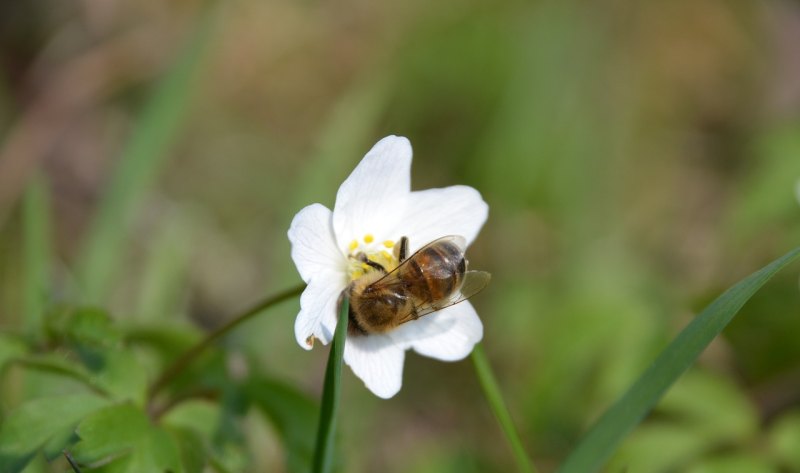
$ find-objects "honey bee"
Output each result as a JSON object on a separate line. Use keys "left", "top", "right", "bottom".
{"left": 344, "top": 235, "right": 491, "bottom": 335}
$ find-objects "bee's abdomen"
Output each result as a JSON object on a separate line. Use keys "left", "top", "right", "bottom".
{"left": 404, "top": 241, "right": 465, "bottom": 301}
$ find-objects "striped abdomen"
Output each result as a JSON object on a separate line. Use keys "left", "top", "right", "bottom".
{"left": 398, "top": 240, "right": 466, "bottom": 303}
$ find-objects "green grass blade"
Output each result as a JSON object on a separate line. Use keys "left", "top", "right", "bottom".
{"left": 22, "top": 175, "right": 51, "bottom": 334}
{"left": 77, "top": 10, "right": 217, "bottom": 304}
{"left": 558, "top": 247, "right": 800, "bottom": 473}
{"left": 472, "top": 344, "right": 537, "bottom": 473}
{"left": 312, "top": 297, "right": 349, "bottom": 473}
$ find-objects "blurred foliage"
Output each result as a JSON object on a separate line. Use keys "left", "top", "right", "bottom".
{"left": 0, "top": 0, "right": 800, "bottom": 472}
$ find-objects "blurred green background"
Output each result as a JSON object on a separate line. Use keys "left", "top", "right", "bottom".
{"left": 1, "top": 0, "right": 800, "bottom": 471}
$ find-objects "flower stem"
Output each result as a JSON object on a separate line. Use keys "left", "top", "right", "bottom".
{"left": 471, "top": 343, "right": 538, "bottom": 473}
{"left": 312, "top": 295, "right": 349, "bottom": 473}
{"left": 146, "top": 284, "right": 305, "bottom": 404}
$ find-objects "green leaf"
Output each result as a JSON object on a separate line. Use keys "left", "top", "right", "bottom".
{"left": 685, "top": 453, "right": 774, "bottom": 473}
{"left": 606, "top": 424, "right": 709, "bottom": 472}
{"left": 22, "top": 175, "right": 51, "bottom": 335}
{"left": 44, "top": 307, "right": 121, "bottom": 351}
{"left": 558, "top": 247, "right": 800, "bottom": 473}
{"left": 768, "top": 410, "right": 800, "bottom": 470}
{"left": 608, "top": 370, "right": 760, "bottom": 471}
{"left": 72, "top": 403, "right": 181, "bottom": 473}
{"left": 42, "top": 425, "right": 79, "bottom": 461}
{"left": 11, "top": 349, "right": 147, "bottom": 405}
{"left": 655, "top": 370, "right": 758, "bottom": 440}
{"left": 162, "top": 396, "right": 248, "bottom": 472}
{"left": 76, "top": 8, "right": 218, "bottom": 305}
{"left": 245, "top": 377, "right": 319, "bottom": 473}
{"left": 161, "top": 400, "right": 220, "bottom": 438}
{"left": 95, "top": 350, "right": 149, "bottom": 405}
{"left": 134, "top": 214, "right": 192, "bottom": 322}
{"left": 0, "top": 394, "right": 111, "bottom": 473}
{"left": 167, "top": 426, "right": 207, "bottom": 473}
{"left": 9, "top": 353, "right": 108, "bottom": 396}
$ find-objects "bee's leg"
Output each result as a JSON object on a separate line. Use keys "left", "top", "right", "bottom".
{"left": 399, "top": 305, "right": 420, "bottom": 325}
{"left": 365, "top": 260, "right": 387, "bottom": 273}
{"left": 355, "top": 252, "right": 387, "bottom": 273}
{"left": 396, "top": 236, "right": 409, "bottom": 262}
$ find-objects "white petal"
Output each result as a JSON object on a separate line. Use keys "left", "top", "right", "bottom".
{"left": 333, "top": 136, "right": 412, "bottom": 249}
{"left": 396, "top": 185, "right": 489, "bottom": 252}
{"left": 392, "top": 302, "right": 483, "bottom": 361}
{"left": 294, "top": 275, "right": 347, "bottom": 350}
{"left": 344, "top": 334, "right": 406, "bottom": 399}
{"left": 288, "top": 203, "right": 345, "bottom": 283}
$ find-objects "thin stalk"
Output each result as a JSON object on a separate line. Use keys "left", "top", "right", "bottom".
{"left": 472, "top": 343, "right": 537, "bottom": 473}
{"left": 63, "top": 450, "right": 82, "bottom": 473}
{"left": 147, "top": 284, "right": 305, "bottom": 403}
{"left": 312, "top": 296, "right": 349, "bottom": 473}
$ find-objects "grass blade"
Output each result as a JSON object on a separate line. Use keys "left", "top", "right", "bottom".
{"left": 472, "top": 344, "right": 537, "bottom": 473}
{"left": 77, "top": 9, "right": 217, "bottom": 304}
{"left": 22, "top": 175, "right": 51, "bottom": 334}
{"left": 312, "top": 296, "right": 349, "bottom": 473}
{"left": 558, "top": 247, "right": 800, "bottom": 473}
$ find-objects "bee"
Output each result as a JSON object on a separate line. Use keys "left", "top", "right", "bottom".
{"left": 345, "top": 235, "right": 491, "bottom": 335}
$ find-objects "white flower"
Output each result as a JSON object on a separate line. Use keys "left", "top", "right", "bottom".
{"left": 287, "top": 135, "right": 489, "bottom": 398}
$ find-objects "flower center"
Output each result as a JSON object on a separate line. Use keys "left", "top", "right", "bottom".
{"left": 346, "top": 233, "right": 400, "bottom": 281}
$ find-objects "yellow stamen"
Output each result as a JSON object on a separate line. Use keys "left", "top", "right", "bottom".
{"left": 364, "top": 234, "right": 374, "bottom": 244}
{"left": 381, "top": 250, "right": 392, "bottom": 260}
{"left": 349, "top": 240, "right": 358, "bottom": 251}
{"left": 360, "top": 263, "right": 370, "bottom": 270}
{"left": 383, "top": 240, "right": 395, "bottom": 248}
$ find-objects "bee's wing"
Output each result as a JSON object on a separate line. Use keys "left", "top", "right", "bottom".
{"left": 371, "top": 235, "right": 468, "bottom": 287}
{"left": 397, "top": 270, "right": 491, "bottom": 324}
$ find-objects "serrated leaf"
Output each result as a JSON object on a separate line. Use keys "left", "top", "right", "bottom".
{"left": 0, "top": 394, "right": 111, "bottom": 473}
{"left": 12, "top": 346, "right": 147, "bottom": 405}
{"left": 245, "top": 377, "right": 319, "bottom": 473}
{"left": 72, "top": 403, "right": 181, "bottom": 473}
{"left": 42, "top": 425, "right": 79, "bottom": 461}
{"left": 161, "top": 400, "right": 220, "bottom": 438}
{"left": 161, "top": 399, "right": 245, "bottom": 473}
{"left": 168, "top": 426, "right": 207, "bottom": 473}
{"left": 10, "top": 353, "right": 107, "bottom": 396}
{"left": 45, "top": 307, "right": 121, "bottom": 348}
{"left": 94, "top": 350, "right": 148, "bottom": 405}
